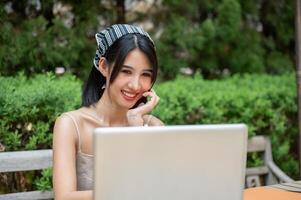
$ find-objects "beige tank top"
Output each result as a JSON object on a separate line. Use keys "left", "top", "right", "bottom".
{"left": 63, "top": 113, "right": 93, "bottom": 191}
{"left": 62, "top": 112, "right": 153, "bottom": 191}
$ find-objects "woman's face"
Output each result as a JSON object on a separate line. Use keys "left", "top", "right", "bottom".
{"left": 107, "top": 49, "right": 153, "bottom": 109}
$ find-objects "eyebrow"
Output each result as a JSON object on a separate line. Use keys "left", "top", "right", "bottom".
{"left": 122, "top": 65, "right": 153, "bottom": 73}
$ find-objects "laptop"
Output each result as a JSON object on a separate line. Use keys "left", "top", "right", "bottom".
{"left": 93, "top": 124, "right": 247, "bottom": 200}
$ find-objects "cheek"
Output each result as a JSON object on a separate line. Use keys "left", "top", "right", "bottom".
{"left": 113, "top": 74, "right": 128, "bottom": 86}
{"left": 141, "top": 78, "right": 152, "bottom": 90}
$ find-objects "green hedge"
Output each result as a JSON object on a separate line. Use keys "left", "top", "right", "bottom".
{"left": 0, "top": 73, "right": 81, "bottom": 151}
{"left": 154, "top": 73, "right": 298, "bottom": 178}
{"left": 0, "top": 73, "right": 299, "bottom": 193}
{"left": 0, "top": 73, "right": 81, "bottom": 193}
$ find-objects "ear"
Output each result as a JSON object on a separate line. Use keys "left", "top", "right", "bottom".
{"left": 98, "top": 57, "right": 109, "bottom": 77}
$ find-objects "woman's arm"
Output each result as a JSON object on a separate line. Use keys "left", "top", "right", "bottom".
{"left": 53, "top": 115, "right": 92, "bottom": 200}
{"left": 142, "top": 115, "right": 164, "bottom": 126}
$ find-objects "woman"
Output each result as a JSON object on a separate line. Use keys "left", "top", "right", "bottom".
{"left": 53, "top": 24, "right": 163, "bottom": 200}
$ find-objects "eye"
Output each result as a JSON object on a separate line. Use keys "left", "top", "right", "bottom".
{"left": 142, "top": 72, "right": 152, "bottom": 77}
{"left": 121, "top": 69, "right": 131, "bottom": 74}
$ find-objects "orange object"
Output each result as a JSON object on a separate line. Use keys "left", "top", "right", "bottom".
{"left": 244, "top": 187, "right": 301, "bottom": 200}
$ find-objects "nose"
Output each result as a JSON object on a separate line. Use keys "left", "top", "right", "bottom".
{"left": 128, "top": 76, "right": 141, "bottom": 91}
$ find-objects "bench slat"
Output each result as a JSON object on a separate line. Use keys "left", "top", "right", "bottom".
{"left": 247, "top": 136, "right": 266, "bottom": 153}
{"left": 0, "top": 150, "right": 52, "bottom": 172}
{"left": 0, "top": 190, "right": 53, "bottom": 200}
{"left": 246, "top": 166, "right": 269, "bottom": 176}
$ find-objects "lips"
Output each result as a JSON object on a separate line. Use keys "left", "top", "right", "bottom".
{"left": 121, "top": 90, "right": 138, "bottom": 101}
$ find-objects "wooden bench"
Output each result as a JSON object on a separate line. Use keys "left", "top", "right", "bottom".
{"left": 0, "top": 149, "right": 53, "bottom": 200}
{"left": 0, "top": 135, "right": 294, "bottom": 198}
{"left": 245, "top": 136, "right": 294, "bottom": 188}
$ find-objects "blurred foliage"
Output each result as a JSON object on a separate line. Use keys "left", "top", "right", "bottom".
{"left": 0, "top": 73, "right": 298, "bottom": 192}
{"left": 34, "top": 168, "right": 52, "bottom": 191}
{"left": 156, "top": 0, "right": 295, "bottom": 79}
{"left": 0, "top": 0, "right": 296, "bottom": 80}
{"left": 0, "top": 73, "right": 81, "bottom": 151}
{"left": 1, "top": 73, "right": 298, "bottom": 191}
{"left": 0, "top": 0, "right": 113, "bottom": 79}
{"left": 154, "top": 73, "right": 298, "bottom": 178}
{"left": 0, "top": 73, "right": 81, "bottom": 193}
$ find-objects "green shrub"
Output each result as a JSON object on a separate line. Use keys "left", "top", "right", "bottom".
{"left": 0, "top": 16, "right": 89, "bottom": 77}
{"left": 34, "top": 168, "right": 53, "bottom": 191}
{"left": 0, "top": 73, "right": 298, "bottom": 192}
{"left": 154, "top": 73, "right": 298, "bottom": 178}
{"left": 0, "top": 73, "right": 81, "bottom": 150}
{"left": 157, "top": 0, "right": 294, "bottom": 79}
{"left": 0, "top": 73, "right": 81, "bottom": 192}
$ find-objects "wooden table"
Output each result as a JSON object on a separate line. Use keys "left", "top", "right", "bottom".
{"left": 244, "top": 186, "right": 301, "bottom": 200}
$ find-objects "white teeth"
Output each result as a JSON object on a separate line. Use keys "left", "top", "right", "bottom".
{"left": 122, "top": 91, "right": 136, "bottom": 98}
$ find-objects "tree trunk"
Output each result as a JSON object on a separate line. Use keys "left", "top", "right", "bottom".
{"left": 295, "top": 0, "right": 301, "bottom": 179}
{"left": 116, "top": 0, "right": 126, "bottom": 23}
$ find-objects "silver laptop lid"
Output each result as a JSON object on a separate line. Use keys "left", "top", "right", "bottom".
{"left": 93, "top": 124, "right": 247, "bottom": 200}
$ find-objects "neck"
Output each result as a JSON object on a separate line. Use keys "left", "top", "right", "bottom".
{"left": 93, "top": 91, "right": 128, "bottom": 126}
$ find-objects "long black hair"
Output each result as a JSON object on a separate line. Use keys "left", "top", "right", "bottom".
{"left": 82, "top": 33, "right": 158, "bottom": 107}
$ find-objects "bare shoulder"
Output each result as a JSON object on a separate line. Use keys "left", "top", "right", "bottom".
{"left": 53, "top": 110, "right": 81, "bottom": 140}
{"left": 55, "top": 109, "right": 83, "bottom": 126}
{"left": 55, "top": 111, "right": 74, "bottom": 127}
{"left": 143, "top": 114, "right": 164, "bottom": 126}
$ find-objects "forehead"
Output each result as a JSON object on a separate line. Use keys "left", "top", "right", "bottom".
{"left": 123, "top": 49, "right": 152, "bottom": 70}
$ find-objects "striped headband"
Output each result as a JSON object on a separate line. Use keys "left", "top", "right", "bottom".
{"left": 93, "top": 24, "right": 154, "bottom": 70}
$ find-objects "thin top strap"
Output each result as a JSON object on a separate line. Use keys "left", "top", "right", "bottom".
{"left": 62, "top": 113, "right": 82, "bottom": 153}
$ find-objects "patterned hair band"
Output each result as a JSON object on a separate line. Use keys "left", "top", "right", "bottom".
{"left": 93, "top": 24, "right": 154, "bottom": 70}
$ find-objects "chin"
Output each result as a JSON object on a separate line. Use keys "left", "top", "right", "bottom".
{"left": 121, "top": 98, "right": 139, "bottom": 109}
{"left": 118, "top": 101, "right": 137, "bottom": 110}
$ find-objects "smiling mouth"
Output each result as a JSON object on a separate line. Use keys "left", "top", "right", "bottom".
{"left": 121, "top": 90, "right": 138, "bottom": 100}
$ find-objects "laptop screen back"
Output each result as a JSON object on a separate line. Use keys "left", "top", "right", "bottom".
{"left": 93, "top": 124, "right": 247, "bottom": 200}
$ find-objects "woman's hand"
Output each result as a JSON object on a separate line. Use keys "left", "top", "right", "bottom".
{"left": 126, "top": 89, "right": 160, "bottom": 126}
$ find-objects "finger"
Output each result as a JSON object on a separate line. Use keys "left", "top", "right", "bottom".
{"left": 130, "top": 91, "right": 159, "bottom": 115}
{"left": 150, "top": 88, "right": 157, "bottom": 96}
{"left": 147, "top": 91, "right": 160, "bottom": 107}
{"left": 155, "top": 96, "right": 160, "bottom": 105}
{"left": 142, "top": 91, "right": 154, "bottom": 97}
{"left": 142, "top": 91, "right": 156, "bottom": 104}
{"left": 145, "top": 93, "right": 157, "bottom": 106}
{"left": 133, "top": 97, "right": 156, "bottom": 114}
{"left": 138, "top": 102, "right": 145, "bottom": 107}
{"left": 150, "top": 92, "right": 159, "bottom": 106}
{"left": 143, "top": 90, "right": 159, "bottom": 101}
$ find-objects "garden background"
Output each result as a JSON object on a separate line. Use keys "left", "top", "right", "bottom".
{"left": 0, "top": 0, "right": 297, "bottom": 194}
